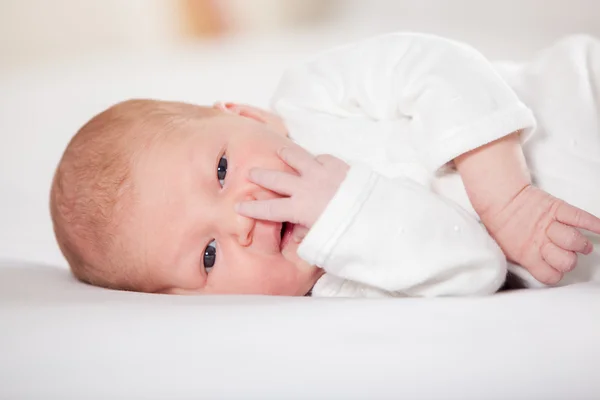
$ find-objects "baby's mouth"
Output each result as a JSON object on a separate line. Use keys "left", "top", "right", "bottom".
{"left": 279, "top": 222, "right": 295, "bottom": 251}
{"left": 280, "top": 222, "right": 287, "bottom": 239}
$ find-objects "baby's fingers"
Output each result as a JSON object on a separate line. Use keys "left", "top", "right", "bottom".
{"left": 541, "top": 242, "right": 578, "bottom": 273}
{"left": 555, "top": 202, "right": 600, "bottom": 235}
{"left": 235, "top": 198, "right": 292, "bottom": 222}
{"left": 248, "top": 168, "right": 299, "bottom": 196}
{"left": 292, "top": 225, "right": 310, "bottom": 243}
{"left": 277, "top": 145, "right": 318, "bottom": 174}
{"left": 547, "top": 221, "right": 593, "bottom": 254}
{"left": 527, "top": 258, "right": 564, "bottom": 285}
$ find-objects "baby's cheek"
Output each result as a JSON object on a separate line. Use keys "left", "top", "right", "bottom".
{"left": 227, "top": 253, "right": 275, "bottom": 278}
{"left": 225, "top": 247, "right": 312, "bottom": 295}
{"left": 239, "top": 139, "right": 285, "bottom": 169}
{"left": 261, "top": 262, "right": 309, "bottom": 295}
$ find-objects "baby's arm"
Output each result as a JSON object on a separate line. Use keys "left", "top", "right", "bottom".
{"left": 454, "top": 132, "right": 600, "bottom": 284}
{"left": 237, "top": 144, "right": 507, "bottom": 297}
{"left": 453, "top": 132, "right": 530, "bottom": 218}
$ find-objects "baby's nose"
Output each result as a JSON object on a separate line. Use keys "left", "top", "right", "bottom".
{"left": 231, "top": 194, "right": 256, "bottom": 247}
{"left": 236, "top": 218, "right": 253, "bottom": 247}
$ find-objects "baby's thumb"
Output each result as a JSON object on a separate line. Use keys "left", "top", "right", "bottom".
{"left": 292, "top": 225, "right": 309, "bottom": 244}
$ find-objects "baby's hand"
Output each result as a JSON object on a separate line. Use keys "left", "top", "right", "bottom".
{"left": 235, "top": 144, "right": 349, "bottom": 231}
{"left": 482, "top": 185, "right": 600, "bottom": 285}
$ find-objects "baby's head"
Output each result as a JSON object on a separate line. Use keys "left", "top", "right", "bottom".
{"left": 50, "top": 99, "right": 322, "bottom": 295}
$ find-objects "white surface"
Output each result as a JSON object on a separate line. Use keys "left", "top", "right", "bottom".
{"left": 1, "top": 260, "right": 599, "bottom": 400}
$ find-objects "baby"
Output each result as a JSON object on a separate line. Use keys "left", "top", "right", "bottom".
{"left": 50, "top": 33, "right": 600, "bottom": 297}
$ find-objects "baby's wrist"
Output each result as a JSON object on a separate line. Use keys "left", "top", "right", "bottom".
{"left": 454, "top": 131, "right": 532, "bottom": 218}
{"left": 476, "top": 182, "right": 532, "bottom": 224}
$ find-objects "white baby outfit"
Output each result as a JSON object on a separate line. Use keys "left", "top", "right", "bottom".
{"left": 270, "top": 33, "right": 600, "bottom": 297}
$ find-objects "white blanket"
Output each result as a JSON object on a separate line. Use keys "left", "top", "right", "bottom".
{"left": 1, "top": 260, "right": 599, "bottom": 400}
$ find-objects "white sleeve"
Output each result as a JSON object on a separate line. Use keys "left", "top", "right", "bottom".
{"left": 272, "top": 32, "right": 536, "bottom": 172}
{"left": 299, "top": 164, "right": 507, "bottom": 297}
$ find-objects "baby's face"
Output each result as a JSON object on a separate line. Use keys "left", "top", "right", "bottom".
{"left": 128, "top": 106, "right": 322, "bottom": 295}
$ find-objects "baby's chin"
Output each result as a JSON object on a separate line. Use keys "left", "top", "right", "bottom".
{"left": 281, "top": 237, "right": 322, "bottom": 290}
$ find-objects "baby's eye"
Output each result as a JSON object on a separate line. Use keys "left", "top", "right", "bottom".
{"left": 217, "top": 154, "right": 227, "bottom": 187}
{"left": 203, "top": 240, "right": 217, "bottom": 273}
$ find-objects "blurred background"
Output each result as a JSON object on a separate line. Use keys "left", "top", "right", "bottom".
{"left": 0, "top": 0, "right": 599, "bottom": 267}
{"left": 2, "top": 0, "right": 600, "bottom": 72}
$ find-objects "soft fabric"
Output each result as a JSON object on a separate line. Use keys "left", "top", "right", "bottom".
{"left": 271, "top": 33, "right": 600, "bottom": 297}
{"left": 1, "top": 260, "right": 600, "bottom": 400}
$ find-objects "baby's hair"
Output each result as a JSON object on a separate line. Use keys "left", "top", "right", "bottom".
{"left": 50, "top": 99, "right": 217, "bottom": 291}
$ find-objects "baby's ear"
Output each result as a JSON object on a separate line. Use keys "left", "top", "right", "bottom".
{"left": 213, "top": 102, "right": 288, "bottom": 137}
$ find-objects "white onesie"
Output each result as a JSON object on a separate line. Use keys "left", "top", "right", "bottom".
{"left": 270, "top": 33, "right": 600, "bottom": 297}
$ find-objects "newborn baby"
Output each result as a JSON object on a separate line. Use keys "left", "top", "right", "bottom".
{"left": 50, "top": 33, "right": 600, "bottom": 297}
